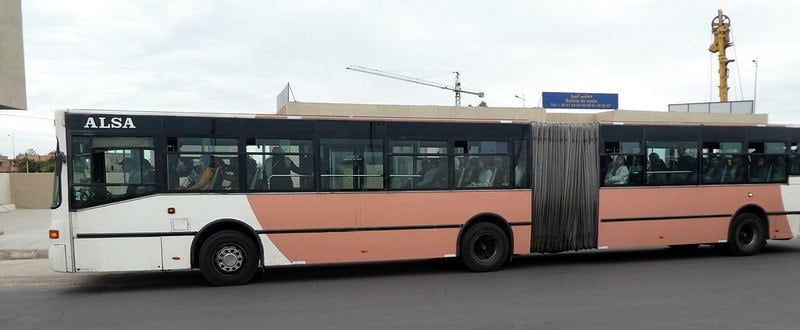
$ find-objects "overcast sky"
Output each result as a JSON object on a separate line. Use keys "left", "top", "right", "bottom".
{"left": 2, "top": 0, "right": 799, "bottom": 156}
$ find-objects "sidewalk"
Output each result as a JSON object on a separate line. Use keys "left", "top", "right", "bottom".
{"left": 0, "top": 208, "right": 51, "bottom": 260}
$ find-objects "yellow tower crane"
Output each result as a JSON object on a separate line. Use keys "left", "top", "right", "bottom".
{"left": 709, "top": 9, "right": 734, "bottom": 102}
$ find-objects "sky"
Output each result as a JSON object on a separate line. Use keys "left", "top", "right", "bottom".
{"left": 2, "top": 0, "right": 799, "bottom": 156}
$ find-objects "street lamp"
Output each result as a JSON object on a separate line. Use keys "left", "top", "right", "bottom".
{"left": 752, "top": 58, "right": 758, "bottom": 113}
{"left": 514, "top": 94, "right": 526, "bottom": 107}
{"left": 6, "top": 134, "right": 14, "bottom": 158}
{"left": 7, "top": 134, "right": 16, "bottom": 172}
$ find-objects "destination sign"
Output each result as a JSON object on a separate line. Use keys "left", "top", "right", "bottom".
{"left": 542, "top": 92, "right": 618, "bottom": 110}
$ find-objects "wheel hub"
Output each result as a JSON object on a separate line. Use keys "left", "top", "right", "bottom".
{"left": 738, "top": 224, "right": 755, "bottom": 246}
{"left": 216, "top": 244, "right": 244, "bottom": 273}
{"left": 474, "top": 234, "right": 498, "bottom": 260}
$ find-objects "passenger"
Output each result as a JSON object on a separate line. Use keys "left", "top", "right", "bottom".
{"left": 186, "top": 155, "right": 217, "bottom": 190}
{"left": 270, "top": 147, "right": 302, "bottom": 190}
{"left": 297, "top": 152, "right": 315, "bottom": 190}
{"left": 749, "top": 156, "right": 770, "bottom": 182}
{"left": 770, "top": 156, "right": 787, "bottom": 182}
{"left": 245, "top": 156, "right": 258, "bottom": 189}
{"left": 493, "top": 157, "right": 510, "bottom": 187}
{"left": 725, "top": 156, "right": 746, "bottom": 183}
{"left": 170, "top": 157, "right": 194, "bottom": 189}
{"left": 119, "top": 158, "right": 154, "bottom": 195}
{"left": 675, "top": 148, "right": 696, "bottom": 183}
{"left": 791, "top": 152, "right": 800, "bottom": 175}
{"left": 183, "top": 159, "right": 204, "bottom": 189}
{"left": 647, "top": 152, "right": 667, "bottom": 185}
{"left": 467, "top": 157, "right": 494, "bottom": 187}
{"left": 416, "top": 159, "right": 440, "bottom": 188}
{"left": 648, "top": 153, "right": 667, "bottom": 171}
{"left": 458, "top": 158, "right": 479, "bottom": 187}
{"left": 432, "top": 160, "right": 449, "bottom": 187}
{"left": 604, "top": 155, "right": 629, "bottom": 185}
{"left": 703, "top": 156, "right": 725, "bottom": 183}
{"left": 514, "top": 159, "right": 526, "bottom": 186}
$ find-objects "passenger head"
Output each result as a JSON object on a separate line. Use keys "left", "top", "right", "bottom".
{"left": 272, "top": 147, "right": 286, "bottom": 159}
{"left": 200, "top": 154, "right": 217, "bottom": 168}
{"left": 480, "top": 157, "right": 494, "bottom": 168}
{"left": 418, "top": 159, "right": 431, "bottom": 172}
{"left": 118, "top": 158, "right": 136, "bottom": 171}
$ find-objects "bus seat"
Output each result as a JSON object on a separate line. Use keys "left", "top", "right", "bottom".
{"left": 209, "top": 167, "right": 224, "bottom": 190}
{"left": 249, "top": 166, "right": 262, "bottom": 190}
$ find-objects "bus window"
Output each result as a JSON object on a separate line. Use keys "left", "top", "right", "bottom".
{"left": 601, "top": 141, "right": 643, "bottom": 186}
{"left": 70, "top": 136, "right": 156, "bottom": 208}
{"left": 513, "top": 140, "right": 528, "bottom": 188}
{"left": 645, "top": 141, "right": 698, "bottom": 185}
{"left": 245, "top": 138, "right": 314, "bottom": 191}
{"left": 701, "top": 141, "right": 744, "bottom": 184}
{"left": 790, "top": 143, "right": 800, "bottom": 176}
{"left": 166, "top": 137, "right": 239, "bottom": 190}
{"left": 455, "top": 140, "right": 511, "bottom": 188}
{"left": 320, "top": 138, "right": 383, "bottom": 191}
{"left": 747, "top": 142, "right": 787, "bottom": 183}
{"left": 389, "top": 140, "right": 447, "bottom": 190}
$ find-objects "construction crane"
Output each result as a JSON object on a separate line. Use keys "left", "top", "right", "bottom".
{"left": 346, "top": 65, "right": 484, "bottom": 106}
{"left": 709, "top": 9, "right": 733, "bottom": 102}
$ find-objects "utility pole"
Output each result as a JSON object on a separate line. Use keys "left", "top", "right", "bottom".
{"left": 7, "top": 134, "right": 15, "bottom": 172}
{"left": 752, "top": 58, "right": 758, "bottom": 112}
{"left": 515, "top": 94, "right": 526, "bottom": 107}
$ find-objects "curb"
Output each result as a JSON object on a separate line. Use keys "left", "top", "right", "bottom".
{"left": 0, "top": 249, "right": 48, "bottom": 260}
{"left": 0, "top": 204, "right": 16, "bottom": 213}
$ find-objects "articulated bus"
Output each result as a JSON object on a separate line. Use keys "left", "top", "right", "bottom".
{"left": 48, "top": 109, "right": 800, "bottom": 285}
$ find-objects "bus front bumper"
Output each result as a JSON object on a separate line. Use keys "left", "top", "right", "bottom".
{"left": 48, "top": 244, "right": 69, "bottom": 272}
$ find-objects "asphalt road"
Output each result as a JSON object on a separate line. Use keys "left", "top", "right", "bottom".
{"left": 3, "top": 240, "right": 800, "bottom": 329}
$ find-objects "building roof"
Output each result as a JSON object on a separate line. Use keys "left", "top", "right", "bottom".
{"left": 278, "top": 101, "right": 769, "bottom": 126}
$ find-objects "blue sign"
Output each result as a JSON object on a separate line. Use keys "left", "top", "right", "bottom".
{"left": 542, "top": 92, "right": 618, "bottom": 110}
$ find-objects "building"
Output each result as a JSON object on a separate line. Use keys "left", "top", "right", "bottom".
{"left": 0, "top": 0, "right": 27, "bottom": 110}
{"left": 0, "top": 155, "right": 12, "bottom": 172}
{"left": 0, "top": 152, "right": 55, "bottom": 173}
{"left": 277, "top": 101, "right": 768, "bottom": 125}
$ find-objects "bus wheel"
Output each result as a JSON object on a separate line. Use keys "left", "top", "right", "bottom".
{"left": 727, "top": 213, "right": 766, "bottom": 256}
{"left": 460, "top": 222, "right": 509, "bottom": 272}
{"left": 199, "top": 230, "right": 259, "bottom": 286}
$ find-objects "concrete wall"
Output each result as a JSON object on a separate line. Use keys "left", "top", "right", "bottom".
{"left": 0, "top": 173, "right": 11, "bottom": 205}
{"left": 9, "top": 173, "right": 53, "bottom": 209}
{"left": 0, "top": 0, "right": 27, "bottom": 110}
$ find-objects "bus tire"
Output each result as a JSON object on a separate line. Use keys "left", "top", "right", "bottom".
{"left": 460, "top": 222, "right": 509, "bottom": 272}
{"left": 727, "top": 213, "right": 767, "bottom": 256}
{"left": 199, "top": 230, "right": 259, "bottom": 286}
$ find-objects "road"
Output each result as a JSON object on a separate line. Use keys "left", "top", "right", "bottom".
{"left": 2, "top": 241, "right": 800, "bottom": 329}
